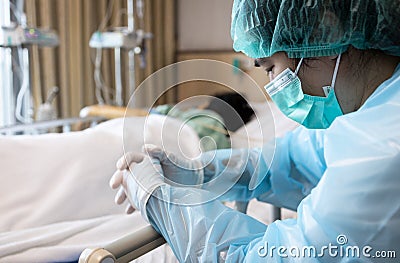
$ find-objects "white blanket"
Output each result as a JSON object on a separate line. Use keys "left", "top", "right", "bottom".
{"left": 0, "top": 115, "right": 199, "bottom": 262}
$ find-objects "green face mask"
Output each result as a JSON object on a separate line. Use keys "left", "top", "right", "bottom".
{"left": 264, "top": 54, "right": 343, "bottom": 129}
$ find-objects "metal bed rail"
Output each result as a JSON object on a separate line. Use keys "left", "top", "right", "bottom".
{"left": 79, "top": 225, "right": 166, "bottom": 263}
{"left": 0, "top": 116, "right": 106, "bottom": 135}
{"left": 78, "top": 203, "right": 281, "bottom": 263}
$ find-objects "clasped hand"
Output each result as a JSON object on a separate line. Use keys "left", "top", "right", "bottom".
{"left": 109, "top": 145, "right": 204, "bottom": 220}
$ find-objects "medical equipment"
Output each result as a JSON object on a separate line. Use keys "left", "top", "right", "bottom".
{"left": 89, "top": 0, "right": 152, "bottom": 107}
{"left": 0, "top": 116, "right": 104, "bottom": 135}
{"left": 0, "top": 5, "right": 58, "bottom": 47}
{"left": 22, "top": 27, "right": 59, "bottom": 46}
{"left": 0, "top": 1, "right": 59, "bottom": 127}
{"left": 36, "top": 86, "right": 59, "bottom": 122}
{"left": 89, "top": 29, "right": 151, "bottom": 50}
{"left": 0, "top": 23, "right": 24, "bottom": 47}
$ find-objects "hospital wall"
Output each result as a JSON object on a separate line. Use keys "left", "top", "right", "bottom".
{"left": 176, "top": 0, "right": 270, "bottom": 103}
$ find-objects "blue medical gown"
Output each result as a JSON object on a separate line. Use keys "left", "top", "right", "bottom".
{"left": 146, "top": 66, "right": 400, "bottom": 262}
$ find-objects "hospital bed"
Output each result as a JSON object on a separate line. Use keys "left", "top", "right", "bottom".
{"left": 0, "top": 102, "right": 298, "bottom": 263}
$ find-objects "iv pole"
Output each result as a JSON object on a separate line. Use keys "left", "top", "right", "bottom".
{"left": 0, "top": 1, "right": 17, "bottom": 127}
{"left": 89, "top": 0, "right": 151, "bottom": 107}
{"left": 127, "top": 0, "right": 136, "bottom": 107}
{"left": 0, "top": 0, "right": 59, "bottom": 128}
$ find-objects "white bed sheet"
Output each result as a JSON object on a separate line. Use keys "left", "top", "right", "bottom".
{"left": 0, "top": 115, "right": 198, "bottom": 263}
{"left": 0, "top": 103, "right": 298, "bottom": 262}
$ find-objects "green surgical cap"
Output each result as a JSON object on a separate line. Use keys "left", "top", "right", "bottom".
{"left": 231, "top": 0, "right": 400, "bottom": 58}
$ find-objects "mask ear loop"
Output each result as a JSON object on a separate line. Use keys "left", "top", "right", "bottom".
{"left": 330, "top": 53, "right": 342, "bottom": 90}
{"left": 294, "top": 58, "right": 304, "bottom": 75}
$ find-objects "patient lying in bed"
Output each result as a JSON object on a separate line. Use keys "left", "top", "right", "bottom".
{"left": 152, "top": 92, "right": 255, "bottom": 151}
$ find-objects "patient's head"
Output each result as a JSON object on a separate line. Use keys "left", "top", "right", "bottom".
{"left": 206, "top": 92, "right": 255, "bottom": 132}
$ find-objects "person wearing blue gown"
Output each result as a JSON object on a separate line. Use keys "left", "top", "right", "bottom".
{"left": 110, "top": 0, "right": 400, "bottom": 262}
